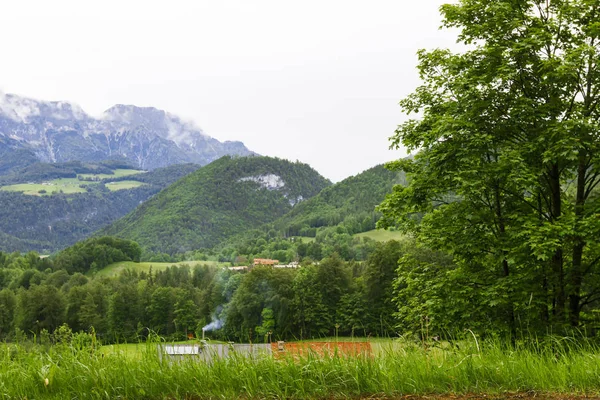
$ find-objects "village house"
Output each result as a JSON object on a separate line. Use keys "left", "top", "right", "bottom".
{"left": 253, "top": 258, "right": 279, "bottom": 266}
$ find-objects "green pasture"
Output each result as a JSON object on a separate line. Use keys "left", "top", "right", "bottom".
{"left": 0, "top": 178, "right": 88, "bottom": 195}
{"left": 105, "top": 180, "right": 146, "bottom": 191}
{"left": 354, "top": 229, "right": 405, "bottom": 242}
{"left": 0, "top": 169, "right": 147, "bottom": 196}
{"left": 95, "top": 260, "right": 229, "bottom": 277}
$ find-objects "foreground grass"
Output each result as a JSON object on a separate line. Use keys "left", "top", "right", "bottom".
{"left": 2, "top": 338, "right": 600, "bottom": 399}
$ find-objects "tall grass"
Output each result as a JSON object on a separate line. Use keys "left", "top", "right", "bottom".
{"left": 1, "top": 336, "right": 600, "bottom": 399}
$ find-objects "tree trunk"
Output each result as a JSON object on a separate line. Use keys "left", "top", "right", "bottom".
{"left": 569, "top": 152, "right": 587, "bottom": 326}
{"left": 495, "top": 183, "right": 516, "bottom": 338}
{"left": 548, "top": 163, "right": 566, "bottom": 323}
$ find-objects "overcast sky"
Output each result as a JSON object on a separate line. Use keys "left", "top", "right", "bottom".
{"left": 0, "top": 0, "right": 458, "bottom": 182}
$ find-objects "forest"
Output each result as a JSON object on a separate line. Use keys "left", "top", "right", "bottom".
{"left": 0, "top": 0, "right": 598, "bottom": 346}
{"left": 0, "top": 236, "right": 408, "bottom": 343}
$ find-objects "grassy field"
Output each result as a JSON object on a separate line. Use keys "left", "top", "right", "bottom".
{"left": 3, "top": 337, "right": 600, "bottom": 399}
{"left": 105, "top": 180, "right": 146, "bottom": 191}
{"left": 95, "top": 260, "right": 230, "bottom": 277}
{"left": 78, "top": 168, "right": 145, "bottom": 180}
{"left": 0, "top": 178, "right": 88, "bottom": 195}
{"left": 1, "top": 169, "right": 147, "bottom": 196}
{"left": 354, "top": 229, "right": 406, "bottom": 242}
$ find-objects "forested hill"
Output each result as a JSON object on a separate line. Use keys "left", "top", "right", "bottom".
{"left": 100, "top": 156, "right": 331, "bottom": 254}
{"left": 0, "top": 163, "right": 202, "bottom": 253}
{"left": 273, "top": 164, "right": 406, "bottom": 237}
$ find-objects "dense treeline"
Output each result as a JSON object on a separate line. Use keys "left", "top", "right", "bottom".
{"left": 0, "top": 236, "right": 406, "bottom": 343}
{"left": 0, "top": 163, "right": 203, "bottom": 253}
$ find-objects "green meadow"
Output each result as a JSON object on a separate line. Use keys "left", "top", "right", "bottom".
{"left": 105, "top": 180, "right": 145, "bottom": 191}
{"left": 354, "top": 229, "right": 405, "bottom": 242}
{"left": 0, "top": 169, "right": 147, "bottom": 196}
{"left": 0, "top": 178, "right": 88, "bottom": 195}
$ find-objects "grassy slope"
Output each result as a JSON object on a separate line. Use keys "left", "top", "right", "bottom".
{"left": 78, "top": 169, "right": 145, "bottom": 180}
{"left": 1, "top": 178, "right": 87, "bottom": 195}
{"left": 101, "top": 156, "right": 331, "bottom": 253}
{"left": 354, "top": 229, "right": 405, "bottom": 242}
{"left": 0, "top": 169, "right": 146, "bottom": 196}
{"left": 105, "top": 181, "right": 145, "bottom": 191}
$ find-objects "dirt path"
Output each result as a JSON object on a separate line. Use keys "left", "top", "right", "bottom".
{"left": 352, "top": 394, "right": 600, "bottom": 400}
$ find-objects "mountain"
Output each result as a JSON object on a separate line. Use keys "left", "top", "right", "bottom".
{"left": 100, "top": 156, "right": 331, "bottom": 254}
{"left": 273, "top": 164, "right": 406, "bottom": 237}
{"left": 0, "top": 163, "right": 202, "bottom": 253}
{"left": 0, "top": 92, "right": 254, "bottom": 172}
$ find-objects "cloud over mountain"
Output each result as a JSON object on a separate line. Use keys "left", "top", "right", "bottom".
{"left": 0, "top": 92, "right": 254, "bottom": 171}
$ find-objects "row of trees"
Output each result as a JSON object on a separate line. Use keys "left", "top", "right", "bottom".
{"left": 0, "top": 240, "right": 405, "bottom": 342}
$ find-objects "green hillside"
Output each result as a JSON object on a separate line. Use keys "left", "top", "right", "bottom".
{"left": 274, "top": 164, "right": 405, "bottom": 237}
{"left": 0, "top": 163, "right": 202, "bottom": 253}
{"left": 100, "top": 156, "right": 331, "bottom": 254}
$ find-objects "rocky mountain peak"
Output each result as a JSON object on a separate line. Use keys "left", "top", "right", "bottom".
{"left": 0, "top": 92, "right": 254, "bottom": 170}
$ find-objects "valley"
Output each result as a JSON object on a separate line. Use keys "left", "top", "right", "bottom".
{"left": 1, "top": 0, "right": 600, "bottom": 397}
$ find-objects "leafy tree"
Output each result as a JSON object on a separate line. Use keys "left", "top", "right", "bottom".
{"left": 107, "top": 284, "right": 140, "bottom": 341}
{"left": 15, "top": 284, "right": 66, "bottom": 334}
{"left": 363, "top": 240, "right": 404, "bottom": 336}
{"left": 0, "top": 289, "right": 16, "bottom": 338}
{"left": 174, "top": 299, "right": 200, "bottom": 337}
{"left": 223, "top": 266, "right": 295, "bottom": 341}
{"left": 53, "top": 237, "right": 141, "bottom": 274}
{"left": 290, "top": 265, "right": 331, "bottom": 339}
{"left": 147, "top": 287, "right": 177, "bottom": 336}
{"left": 78, "top": 291, "right": 103, "bottom": 333}
{"left": 316, "top": 254, "right": 351, "bottom": 320}
{"left": 380, "top": 0, "right": 600, "bottom": 333}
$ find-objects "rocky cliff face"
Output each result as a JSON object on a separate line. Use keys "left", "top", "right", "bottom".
{"left": 0, "top": 92, "right": 254, "bottom": 171}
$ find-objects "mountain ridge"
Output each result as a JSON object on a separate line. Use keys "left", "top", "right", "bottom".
{"left": 0, "top": 91, "right": 255, "bottom": 172}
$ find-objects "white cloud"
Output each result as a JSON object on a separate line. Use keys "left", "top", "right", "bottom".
{"left": 0, "top": 0, "right": 460, "bottom": 181}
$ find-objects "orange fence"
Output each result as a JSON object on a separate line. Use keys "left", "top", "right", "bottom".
{"left": 271, "top": 341, "right": 372, "bottom": 358}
